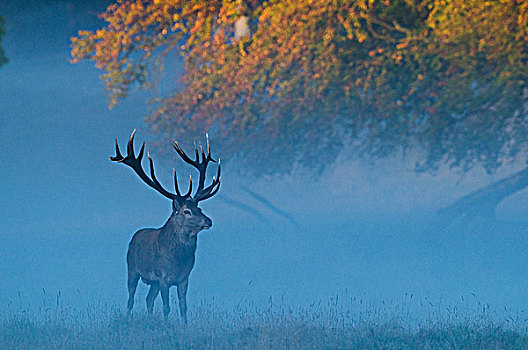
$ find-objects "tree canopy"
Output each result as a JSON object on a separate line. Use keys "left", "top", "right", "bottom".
{"left": 72, "top": 0, "right": 528, "bottom": 174}
{"left": 0, "top": 15, "right": 8, "bottom": 67}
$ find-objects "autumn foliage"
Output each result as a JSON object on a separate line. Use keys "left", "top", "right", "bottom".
{"left": 72, "top": 0, "right": 528, "bottom": 174}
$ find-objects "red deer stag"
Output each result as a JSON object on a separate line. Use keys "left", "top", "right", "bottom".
{"left": 110, "top": 130, "right": 221, "bottom": 322}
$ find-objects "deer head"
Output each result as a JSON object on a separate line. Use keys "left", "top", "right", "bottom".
{"left": 110, "top": 130, "right": 221, "bottom": 239}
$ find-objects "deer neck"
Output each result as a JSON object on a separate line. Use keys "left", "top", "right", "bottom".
{"left": 158, "top": 213, "right": 197, "bottom": 249}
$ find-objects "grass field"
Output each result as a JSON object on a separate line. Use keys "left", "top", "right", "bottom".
{"left": 1, "top": 296, "right": 527, "bottom": 349}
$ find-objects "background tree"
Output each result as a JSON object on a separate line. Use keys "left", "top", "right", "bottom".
{"left": 72, "top": 0, "right": 528, "bottom": 222}
{"left": 0, "top": 15, "right": 8, "bottom": 67}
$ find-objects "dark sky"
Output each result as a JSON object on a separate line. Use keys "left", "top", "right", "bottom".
{"left": 1, "top": 1, "right": 527, "bottom": 319}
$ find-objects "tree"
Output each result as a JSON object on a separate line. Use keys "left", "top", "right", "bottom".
{"left": 72, "top": 0, "right": 528, "bottom": 222}
{"left": 0, "top": 15, "right": 8, "bottom": 67}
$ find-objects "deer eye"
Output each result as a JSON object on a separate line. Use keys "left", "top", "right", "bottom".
{"left": 183, "top": 209, "right": 192, "bottom": 215}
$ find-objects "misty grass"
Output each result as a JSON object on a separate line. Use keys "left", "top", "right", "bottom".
{"left": 1, "top": 296, "right": 527, "bottom": 349}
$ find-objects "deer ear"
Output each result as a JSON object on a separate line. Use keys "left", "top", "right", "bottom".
{"left": 172, "top": 200, "right": 182, "bottom": 212}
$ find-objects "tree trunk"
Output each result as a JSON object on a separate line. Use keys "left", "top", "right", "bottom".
{"left": 234, "top": 16, "right": 250, "bottom": 40}
{"left": 437, "top": 166, "right": 528, "bottom": 225}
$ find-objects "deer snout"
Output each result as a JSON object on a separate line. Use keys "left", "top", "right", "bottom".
{"left": 203, "top": 217, "right": 212, "bottom": 229}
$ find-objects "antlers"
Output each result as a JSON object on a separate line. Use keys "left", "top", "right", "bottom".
{"left": 171, "top": 134, "right": 221, "bottom": 202}
{"left": 111, "top": 130, "right": 221, "bottom": 204}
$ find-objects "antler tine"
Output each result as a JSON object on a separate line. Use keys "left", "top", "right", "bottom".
{"left": 193, "top": 178, "right": 220, "bottom": 201}
{"left": 147, "top": 152, "right": 170, "bottom": 196}
{"left": 110, "top": 130, "right": 179, "bottom": 201}
{"left": 138, "top": 142, "right": 145, "bottom": 161}
{"left": 204, "top": 134, "right": 215, "bottom": 162}
{"left": 171, "top": 140, "right": 197, "bottom": 166}
{"left": 173, "top": 169, "right": 182, "bottom": 197}
{"left": 193, "top": 158, "right": 221, "bottom": 202}
{"left": 200, "top": 144, "right": 205, "bottom": 162}
{"left": 193, "top": 141, "right": 200, "bottom": 163}
{"left": 126, "top": 129, "right": 136, "bottom": 157}
{"left": 184, "top": 175, "right": 193, "bottom": 198}
{"left": 206, "top": 133, "right": 211, "bottom": 158}
{"left": 204, "top": 178, "right": 221, "bottom": 200}
{"left": 195, "top": 177, "right": 221, "bottom": 202}
{"left": 110, "top": 138, "right": 124, "bottom": 161}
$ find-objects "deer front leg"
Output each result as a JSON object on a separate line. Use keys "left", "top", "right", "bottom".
{"left": 146, "top": 283, "right": 160, "bottom": 315}
{"left": 160, "top": 282, "right": 171, "bottom": 317}
{"left": 177, "top": 278, "right": 189, "bottom": 324}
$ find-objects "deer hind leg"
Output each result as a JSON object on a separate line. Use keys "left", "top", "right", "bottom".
{"left": 127, "top": 272, "right": 140, "bottom": 314}
{"left": 177, "top": 278, "right": 189, "bottom": 324}
{"left": 160, "top": 282, "right": 171, "bottom": 317}
{"left": 146, "top": 282, "right": 160, "bottom": 315}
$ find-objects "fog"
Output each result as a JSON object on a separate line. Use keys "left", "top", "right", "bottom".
{"left": 1, "top": 1, "right": 527, "bottom": 324}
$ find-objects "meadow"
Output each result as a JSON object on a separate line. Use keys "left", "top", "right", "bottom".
{"left": 1, "top": 294, "right": 527, "bottom": 349}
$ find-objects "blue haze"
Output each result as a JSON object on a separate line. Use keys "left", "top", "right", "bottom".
{"left": 1, "top": 1, "right": 527, "bottom": 322}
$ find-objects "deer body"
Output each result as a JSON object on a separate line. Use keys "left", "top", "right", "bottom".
{"left": 112, "top": 130, "right": 220, "bottom": 322}
{"left": 128, "top": 226, "right": 197, "bottom": 288}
